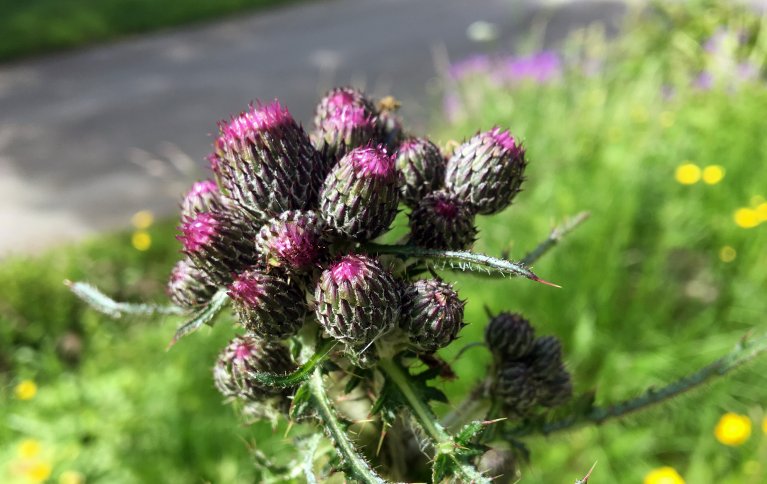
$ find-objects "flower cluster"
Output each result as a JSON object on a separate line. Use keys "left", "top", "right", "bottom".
{"left": 164, "top": 86, "right": 532, "bottom": 414}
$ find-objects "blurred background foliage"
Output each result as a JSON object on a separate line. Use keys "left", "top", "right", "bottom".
{"left": 0, "top": 0, "right": 297, "bottom": 62}
{"left": 2, "top": 1, "right": 767, "bottom": 483}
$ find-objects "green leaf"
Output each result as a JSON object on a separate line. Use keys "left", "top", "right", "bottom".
{"left": 168, "top": 289, "right": 229, "bottom": 347}
{"left": 247, "top": 338, "right": 337, "bottom": 388}
{"left": 455, "top": 420, "right": 486, "bottom": 445}
{"left": 67, "top": 281, "right": 186, "bottom": 318}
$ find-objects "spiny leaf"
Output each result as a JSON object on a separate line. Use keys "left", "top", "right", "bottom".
{"left": 248, "top": 338, "right": 337, "bottom": 388}
{"left": 66, "top": 281, "right": 186, "bottom": 318}
{"left": 455, "top": 421, "right": 487, "bottom": 445}
{"left": 290, "top": 382, "right": 313, "bottom": 421}
{"left": 360, "top": 243, "right": 559, "bottom": 287}
{"left": 167, "top": 289, "right": 229, "bottom": 347}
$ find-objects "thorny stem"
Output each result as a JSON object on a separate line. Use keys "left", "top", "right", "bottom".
{"left": 66, "top": 280, "right": 187, "bottom": 317}
{"left": 377, "top": 358, "right": 491, "bottom": 484}
{"left": 307, "top": 368, "right": 385, "bottom": 484}
{"left": 508, "top": 332, "right": 767, "bottom": 438}
{"left": 519, "top": 211, "right": 590, "bottom": 266}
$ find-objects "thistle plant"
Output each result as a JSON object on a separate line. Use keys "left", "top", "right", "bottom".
{"left": 69, "top": 87, "right": 767, "bottom": 483}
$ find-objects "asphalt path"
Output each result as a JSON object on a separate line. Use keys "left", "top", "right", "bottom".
{"left": 0, "top": 0, "right": 624, "bottom": 256}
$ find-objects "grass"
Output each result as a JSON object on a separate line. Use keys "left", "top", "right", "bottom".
{"left": 0, "top": 0, "right": 298, "bottom": 62}
{"left": 2, "top": 2, "right": 767, "bottom": 483}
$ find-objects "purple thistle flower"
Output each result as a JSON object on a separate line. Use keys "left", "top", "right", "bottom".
{"left": 448, "top": 54, "right": 492, "bottom": 80}
{"left": 216, "top": 101, "right": 294, "bottom": 151}
{"left": 502, "top": 51, "right": 561, "bottom": 84}
{"left": 178, "top": 212, "right": 219, "bottom": 253}
{"left": 181, "top": 179, "right": 222, "bottom": 218}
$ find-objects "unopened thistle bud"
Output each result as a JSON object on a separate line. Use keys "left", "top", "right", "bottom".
{"left": 408, "top": 190, "right": 477, "bottom": 250}
{"left": 255, "top": 210, "right": 325, "bottom": 272}
{"left": 494, "top": 362, "right": 540, "bottom": 413}
{"left": 213, "top": 334, "right": 296, "bottom": 401}
{"left": 312, "top": 105, "right": 379, "bottom": 169}
{"left": 400, "top": 279, "right": 465, "bottom": 353}
{"left": 319, "top": 145, "right": 399, "bottom": 241}
{"left": 167, "top": 258, "right": 218, "bottom": 309}
{"left": 445, "top": 127, "right": 527, "bottom": 215}
{"left": 314, "top": 255, "right": 400, "bottom": 347}
{"left": 228, "top": 268, "right": 308, "bottom": 339}
{"left": 214, "top": 101, "right": 323, "bottom": 220}
{"left": 476, "top": 448, "right": 518, "bottom": 484}
{"left": 536, "top": 367, "right": 573, "bottom": 408}
{"left": 180, "top": 179, "right": 224, "bottom": 219}
{"left": 314, "top": 86, "right": 377, "bottom": 129}
{"left": 484, "top": 312, "right": 535, "bottom": 361}
{"left": 177, "top": 209, "right": 260, "bottom": 285}
{"left": 526, "top": 335, "right": 564, "bottom": 378}
{"left": 395, "top": 137, "right": 446, "bottom": 207}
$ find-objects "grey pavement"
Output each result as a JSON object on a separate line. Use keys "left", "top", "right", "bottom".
{"left": 0, "top": 0, "right": 625, "bottom": 257}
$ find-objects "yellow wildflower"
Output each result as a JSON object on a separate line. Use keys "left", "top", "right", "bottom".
{"left": 762, "top": 416, "right": 767, "bottom": 435}
{"left": 25, "top": 461, "right": 53, "bottom": 482}
{"left": 734, "top": 208, "right": 760, "bottom": 229}
{"left": 18, "top": 439, "right": 42, "bottom": 458}
{"left": 756, "top": 203, "right": 767, "bottom": 222}
{"left": 644, "top": 466, "right": 685, "bottom": 484}
{"left": 59, "top": 470, "right": 86, "bottom": 484}
{"left": 719, "top": 246, "right": 736, "bottom": 263}
{"left": 675, "top": 163, "right": 701, "bottom": 185}
{"left": 702, "top": 165, "right": 725, "bottom": 185}
{"left": 14, "top": 380, "right": 37, "bottom": 400}
{"left": 714, "top": 412, "right": 751, "bottom": 446}
{"left": 131, "top": 231, "right": 152, "bottom": 251}
{"left": 131, "top": 210, "right": 154, "bottom": 229}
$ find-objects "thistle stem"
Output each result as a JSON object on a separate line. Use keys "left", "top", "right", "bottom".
{"left": 307, "top": 368, "right": 385, "bottom": 484}
{"left": 378, "top": 358, "right": 491, "bottom": 483}
{"left": 66, "top": 280, "right": 187, "bottom": 317}
{"left": 519, "top": 211, "right": 590, "bottom": 266}
{"left": 508, "top": 332, "right": 767, "bottom": 438}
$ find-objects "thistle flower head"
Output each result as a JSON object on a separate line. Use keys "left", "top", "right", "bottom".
{"left": 315, "top": 254, "right": 400, "bottom": 347}
{"left": 212, "top": 100, "right": 323, "bottom": 220}
{"left": 396, "top": 137, "right": 446, "bottom": 207}
{"left": 178, "top": 212, "right": 220, "bottom": 253}
{"left": 445, "top": 127, "right": 527, "bottom": 214}
{"left": 256, "top": 211, "right": 325, "bottom": 272}
{"left": 181, "top": 179, "right": 222, "bottom": 218}
{"left": 314, "top": 86, "right": 377, "bottom": 128}
{"left": 214, "top": 334, "right": 296, "bottom": 401}
{"left": 400, "top": 279, "right": 465, "bottom": 353}
{"left": 228, "top": 267, "right": 308, "bottom": 339}
{"left": 408, "top": 190, "right": 477, "bottom": 250}
{"left": 526, "top": 335, "right": 564, "bottom": 377}
{"left": 495, "top": 362, "right": 540, "bottom": 413}
{"left": 348, "top": 144, "right": 396, "bottom": 179}
{"left": 216, "top": 100, "right": 294, "bottom": 151}
{"left": 319, "top": 145, "right": 400, "bottom": 241}
{"left": 178, "top": 209, "right": 260, "bottom": 285}
{"left": 485, "top": 312, "right": 536, "bottom": 361}
{"left": 167, "top": 258, "right": 217, "bottom": 309}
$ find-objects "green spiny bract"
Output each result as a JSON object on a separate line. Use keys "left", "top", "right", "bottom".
{"left": 319, "top": 145, "right": 400, "bottom": 241}
{"left": 177, "top": 209, "right": 260, "bottom": 286}
{"left": 255, "top": 210, "right": 326, "bottom": 272}
{"left": 166, "top": 258, "right": 217, "bottom": 310}
{"left": 395, "top": 137, "right": 446, "bottom": 207}
{"left": 228, "top": 267, "right": 308, "bottom": 339}
{"left": 213, "top": 101, "right": 323, "bottom": 221}
{"left": 400, "top": 278, "right": 465, "bottom": 353}
{"left": 445, "top": 127, "right": 527, "bottom": 215}
{"left": 485, "top": 312, "right": 536, "bottom": 361}
{"left": 408, "top": 190, "right": 477, "bottom": 250}
{"left": 213, "top": 334, "right": 296, "bottom": 401}
{"left": 314, "top": 254, "right": 400, "bottom": 348}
